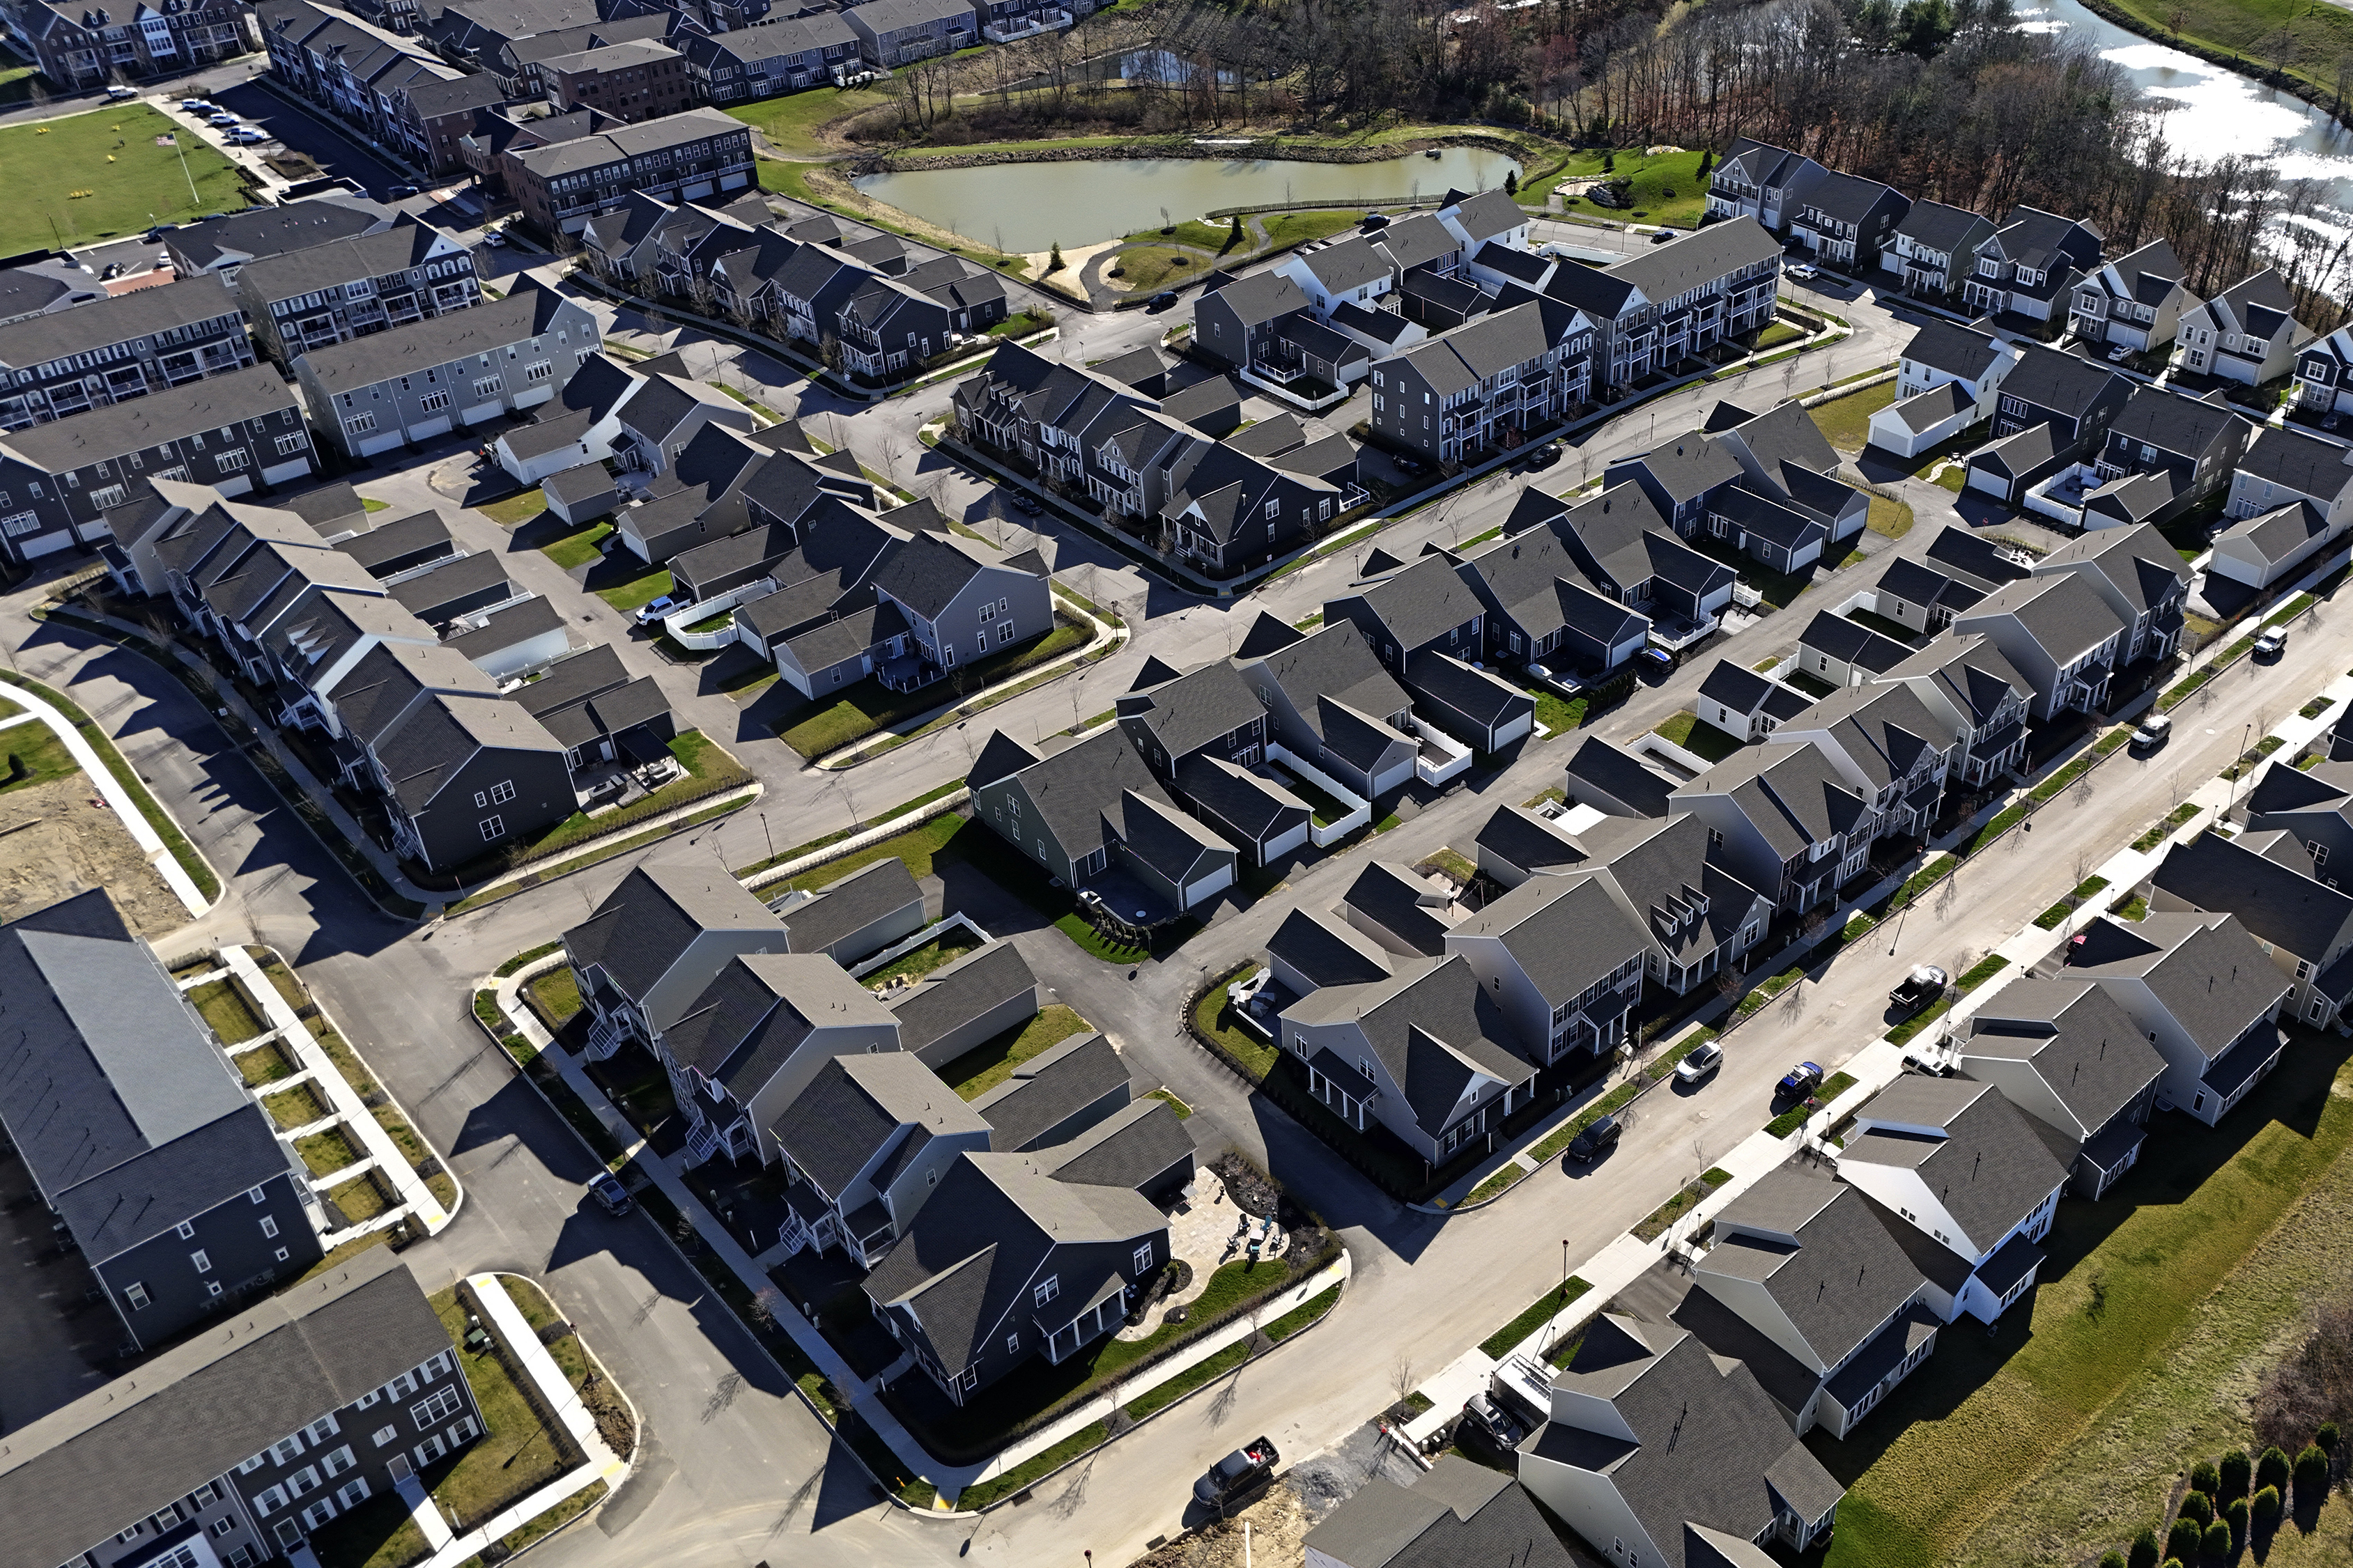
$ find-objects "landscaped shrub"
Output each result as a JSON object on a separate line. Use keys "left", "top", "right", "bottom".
{"left": 2190, "top": 1459, "right": 2220, "bottom": 1496}
{"left": 2099, "top": 1551, "right": 2127, "bottom": 1568}
{"left": 2202, "top": 1521, "right": 2231, "bottom": 1558}
{"left": 2178, "top": 1491, "right": 2212, "bottom": 1527}
{"left": 2225, "top": 1497, "right": 2248, "bottom": 1537}
{"left": 2259, "top": 1445, "right": 2292, "bottom": 1493}
{"left": 2221, "top": 1450, "right": 2251, "bottom": 1499}
{"left": 2253, "top": 1484, "right": 2282, "bottom": 1520}
{"left": 2295, "top": 1443, "right": 2329, "bottom": 1498}
{"left": 2322, "top": 1421, "right": 2341, "bottom": 1452}
{"left": 2166, "top": 1516, "right": 2203, "bottom": 1561}
{"left": 2129, "top": 1527, "right": 2161, "bottom": 1568}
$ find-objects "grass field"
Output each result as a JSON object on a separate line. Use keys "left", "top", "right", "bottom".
{"left": 2104, "top": 0, "right": 2353, "bottom": 114}
{"left": 539, "top": 519, "right": 613, "bottom": 568}
{"left": 0, "top": 718, "right": 78, "bottom": 795}
{"left": 476, "top": 487, "right": 548, "bottom": 527}
{"left": 774, "top": 621, "right": 1083, "bottom": 756}
{"left": 1546, "top": 148, "right": 1711, "bottom": 229}
{"left": 0, "top": 103, "right": 247, "bottom": 255}
{"left": 1653, "top": 710, "right": 1745, "bottom": 763}
{"left": 725, "top": 84, "right": 897, "bottom": 159}
{"left": 1867, "top": 495, "right": 1915, "bottom": 539}
{"left": 1107, "top": 246, "right": 1208, "bottom": 292}
{"left": 1810, "top": 380, "right": 1898, "bottom": 451}
{"left": 1821, "top": 1030, "right": 2353, "bottom": 1568}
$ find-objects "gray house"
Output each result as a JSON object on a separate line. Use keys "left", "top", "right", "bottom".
{"left": 769, "top": 1051, "right": 990, "bottom": 1266}
{"left": 293, "top": 278, "right": 601, "bottom": 461}
{"left": 0, "top": 890, "right": 324, "bottom": 1356}
{"left": 1, "top": 1250, "right": 486, "bottom": 1568}
{"left": 562, "top": 857, "right": 789, "bottom": 1061}
{"left": 867, "top": 529, "right": 1056, "bottom": 693}
{"left": 236, "top": 219, "right": 481, "bottom": 368}
{"left": 1233, "top": 613, "right": 1419, "bottom": 800}
{"left": 776, "top": 855, "right": 927, "bottom": 965}
{"left": 843, "top": 0, "right": 977, "bottom": 63}
{"left": 0, "top": 273, "right": 256, "bottom": 432}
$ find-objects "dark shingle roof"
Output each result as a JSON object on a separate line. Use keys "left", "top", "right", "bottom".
{"left": 1964, "top": 977, "right": 2168, "bottom": 1138}
{"left": 1703, "top": 1170, "right": 1929, "bottom": 1369}
{"left": 972, "top": 1030, "right": 1127, "bottom": 1152}
{"left": 887, "top": 940, "right": 1037, "bottom": 1062}
{"left": 1302, "top": 1457, "right": 1575, "bottom": 1568}
{"left": 769, "top": 1053, "right": 986, "bottom": 1197}
{"left": 1843, "top": 1078, "right": 2074, "bottom": 1253}
{"left": 780, "top": 857, "right": 923, "bottom": 961}
{"left": 562, "top": 860, "right": 783, "bottom": 1004}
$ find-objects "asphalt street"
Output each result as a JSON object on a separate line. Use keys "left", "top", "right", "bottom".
{"left": 10, "top": 185, "right": 2336, "bottom": 1565}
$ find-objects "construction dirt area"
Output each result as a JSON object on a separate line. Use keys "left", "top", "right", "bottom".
{"left": 0, "top": 772, "right": 180, "bottom": 938}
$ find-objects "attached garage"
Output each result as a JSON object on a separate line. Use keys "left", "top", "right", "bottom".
{"left": 408, "top": 414, "right": 454, "bottom": 442}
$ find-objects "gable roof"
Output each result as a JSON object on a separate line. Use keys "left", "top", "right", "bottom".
{"left": 1964, "top": 977, "right": 2168, "bottom": 1136}
{"left": 971, "top": 1030, "right": 1128, "bottom": 1152}
{"left": 1702, "top": 1170, "right": 1929, "bottom": 1369}
{"left": 1303, "top": 1457, "right": 1573, "bottom": 1568}
{"left": 562, "top": 857, "right": 782, "bottom": 1002}
{"left": 1842, "top": 1078, "right": 2074, "bottom": 1250}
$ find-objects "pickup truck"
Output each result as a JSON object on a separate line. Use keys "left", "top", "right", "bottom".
{"left": 1888, "top": 964, "right": 1948, "bottom": 1018}
{"left": 1194, "top": 1436, "right": 1279, "bottom": 1516}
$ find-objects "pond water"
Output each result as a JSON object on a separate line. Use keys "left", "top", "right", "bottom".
{"left": 852, "top": 146, "right": 1520, "bottom": 254}
{"left": 2025, "top": 0, "right": 2353, "bottom": 251}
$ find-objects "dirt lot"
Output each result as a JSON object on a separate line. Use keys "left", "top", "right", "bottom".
{"left": 1128, "top": 1478, "right": 1317, "bottom": 1568}
{"left": 0, "top": 771, "right": 180, "bottom": 936}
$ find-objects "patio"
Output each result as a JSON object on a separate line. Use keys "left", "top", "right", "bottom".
{"left": 1116, "top": 1167, "right": 1290, "bottom": 1339}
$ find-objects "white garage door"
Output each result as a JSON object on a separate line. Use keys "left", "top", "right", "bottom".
{"left": 408, "top": 415, "right": 453, "bottom": 442}
{"left": 1492, "top": 711, "right": 1534, "bottom": 747}
{"left": 1184, "top": 863, "right": 1234, "bottom": 908}
{"left": 357, "top": 428, "right": 405, "bottom": 458}
{"left": 1263, "top": 820, "right": 1310, "bottom": 862}
{"left": 460, "top": 401, "right": 502, "bottom": 426}
{"left": 1966, "top": 465, "right": 2010, "bottom": 499}
{"left": 681, "top": 179, "right": 716, "bottom": 201}
{"left": 1371, "top": 756, "right": 1415, "bottom": 796}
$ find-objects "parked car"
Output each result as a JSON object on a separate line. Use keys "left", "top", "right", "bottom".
{"left": 2255, "top": 628, "right": 2288, "bottom": 660}
{"left": 1391, "top": 453, "right": 1426, "bottom": 476}
{"left": 226, "top": 127, "right": 268, "bottom": 145}
{"left": 180, "top": 97, "right": 215, "bottom": 111}
{"left": 1565, "top": 1114, "right": 1622, "bottom": 1163}
{"left": 633, "top": 593, "right": 679, "bottom": 626}
{"left": 387, "top": 183, "right": 419, "bottom": 199}
{"left": 1638, "top": 647, "right": 1675, "bottom": 674}
{"left": 483, "top": 231, "right": 508, "bottom": 247}
{"left": 1457, "top": 1391, "right": 1522, "bottom": 1454}
{"left": 1148, "top": 290, "right": 1179, "bottom": 311}
{"left": 2106, "top": 343, "right": 2134, "bottom": 363}
{"left": 1523, "top": 440, "right": 1562, "bottom": 469}
{"left": 1008, "top": 490, "right": 1042, "bottom": 515}
{"left": 2131, "top": 712, "right": 2173, "bottom": 750}
{"left": 105, "top": 84, "right": 137, "bottom": 100}
{"left": 1674, "top": 1039, "right": 1724, "bottom": 1085}
{"left": 1888, "top": 965, "right": 1948, "bottom": 1019}
{"left": 1194, "top": 1438, "right": 1279, "bottom": 1517}
{"left": 205, "top": 112, "right": 240, "bottom": 127}
{"left": 1787, "top": 262, "right": 1819, "bottom": 281}
{"left": 1777, "top": 1061, "right": 1825, "bottom": 1097}
{"left": 1360, "top": 211, "right": 1391, "bottom": 231}
{"left": 1649, "top": 226, "right": 1677, "bottom": 244}
{"left": 589, "top": 1172, "right": 633, "bottom": 1216}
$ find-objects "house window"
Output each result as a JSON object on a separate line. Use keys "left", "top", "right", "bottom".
{"left": 275, "top": 433, "right": 308, "bottom": 457}
{"left": 1033, "top": 1276, "right": 1060, "bottom": 1307}
{"left": 372, "top": 1425, "right": 399, "bottom": 1447}
{"left": 261, "top": 1216, "right": 279, "bottom": 1238}
{"left": 412, "top": 1433, "right": 449, "bottom": 1467}
{"left": 1132, "top": 1241, "right": 1153, "bottom": 1273}
{"left": 216, "top": 449, "right": 249, "bottom": 473}
{"left": 177, "top": 1220, "right": 196, "bottom": 1239}
{"left": 305, "top": 1416, "right": 339, "bottom": 1443}
{"left": 473, "top": 376, "right": 503, "bottom": 397}
{"left": 345, "top": 412, "right": 376, "bottom": 434}
{"left": 412, "top": 1388, "right": 463, "bottom": 1426}
{"left": 2311, "top": 841, "right": 2329, "bottom": 867}
{"left": 252, "top": 1487, "right": 287, "bottom": 1517}
{"left": 336, "top": 1478, "right": 371, "bottom": 1508}
{"left": 320, "top": 1445, "right": 356, "bottom": 1477}
{"left": 479, "top": 816, "right": 506, "bottom": 841}
{"left": 419, "top": 391, "right": 450, "bottom": 413}
{"left": 300, "top": 1500, "right": 337, "bottom": 1531}
{"left": 489, "top": 779, "right": 516, "bottom": 804}
{"left": 191, "top": 1249, "right": 212, "bottom": 1273}
{"left": 525, "top": 360, "right": 553, "bottom": 382}
{"left": 271, "top": 1437, "right": 304, "bottom": 1465}
{"left": 89, "top": 483, "right": 127, "bottom": 509}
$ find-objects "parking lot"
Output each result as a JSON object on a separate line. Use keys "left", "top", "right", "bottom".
{"left": 208, "top": 78, "right": 412, "bottom": 201}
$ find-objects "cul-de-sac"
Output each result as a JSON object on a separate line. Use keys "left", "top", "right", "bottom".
{"left": 6, "top": 4, "right": 2353, "bottom": 1567}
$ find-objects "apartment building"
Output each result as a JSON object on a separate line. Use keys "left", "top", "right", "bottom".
{"left": 504, "top": 107, "right": 756, "bottom": 238}
{"left": 0, "top": 274, "right": 254, "bottom": 431}
{"left": 15, "top": 0, "right": 252, "bottom": 86}
{"left": 237, "top": 220, "right": 481, "bottom": 367}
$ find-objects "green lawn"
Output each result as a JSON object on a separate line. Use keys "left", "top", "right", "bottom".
{"left": 187, "top": 979, "right": 266, "bottom": 1045}
{"left": 1867, "top": 495, "right": 1914, "bottom": 539}
{"left": 1529, "top": 686, "right": 1586, "bottom": 733}
{"left": 863, "top": 928, "right": 981, "bottom": 988}
{"left": 1548, "top": 148, "right": 1711, "bottom": 228}
{"left": 725, "top": 83, "right": 897, "bottom": 158}
{"left": 525, "top": 966, "right": 582, "bottom": 1029}
{"left": 0, "top": 103, "right": 247, "bottom": 254}
{"left": 475, "top": 487, "right": 547, "bottom": 527}
{"left": 591, "top": 559, "right": 673, "bottom": 614}
{"left": 774, "top": 621, "right": 1084, "bottom": 757}
{"left": 422, "top": 1287, "right": 575, "bottom": 1529}
{"left": 1194, "top": 964, "right": 1279, "bottom": 1080}
{"left": 0, "top": 719, "right": 79, "bottom": 795}
{"left": 2101, "top": 0, "right": 2353, "bottom": 113}
{"left": 1653, "top": 710, "right": 1745, "bottom": 762}
{"left": 939, "top": 1002, "right": 1093, "bottom": 1099}
{"left": 1480, "top": 1278, "right": 1594, "bottom": 1360}
{"left": 1754, "top": 320, "right": 1805, "bottom": 351}
{"left": 782, "top": 811, "right": 966, "bottom": 895}
{"left": 539, "top": 518, "right": 613, "bottom": 568}
{"left": 1822, "top": 1030, "right": 2353, "bottom": 1568}
{"left": 1809, "top": 380, "right": 1898, "bottom": 451}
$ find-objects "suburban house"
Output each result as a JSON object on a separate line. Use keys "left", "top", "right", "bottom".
{"left": 844, "top": 0, "right": 978, "bottom": 65}
{"left": 2292, "top": 323, "right": 2353, "bottom": 417}
{"left": 367, "top": 683, "right": 573, "bottom": 870}
{"left": 1269, "top": 905, "right": 1398, "bottom": 995}
{"left": 1323, "top": 551, "right": 1537, "bottom": 751}
{"left": 1695, "top": 658, "right": 1813, "bottom": 742}
{"left": 541, "top": 38, "right": 692, "bottom": 120}
{"left": 1768, "top": 679, "right": 1960, "bottom": 843}
{"left": 1957, "top": 206, "right": 2103, "bottom": 323}
{"left": 505, "top": 642, "right": 675, "bottom": 773}
{"left": 2025, "top": 522, "right": 2191, "bottom": 667}
{"left": 2062, "top": 910, "right": 2294, "bottom": 1124}
{"left": 562, "top": 858, "right": 789, "bottom": 1062}
{"left": 0, "top": 274, "right": 255, "bottom": 431}
{"left": 1949, "top": 570, "right": 2126, "bottom": 719}
{"left": 1868, "top": 318, "right": 2016, "bottom": 459}
{"left": 1705, "top": 138, "right": 1829, "bottom": 231}
{"left": 1365, "top": 300, "right": 1594, "bottom": 467}
{"left": 0, "top": 364, "right": 318, "bottom": 566}
{"left": 17, "top": 0, "right": 254, "bottom": 85}
{"left": 1, "top": 1250, "right": 484, "bottom": 1568}
{"left": 1565, "top": 734, "right": 1675, "bottom": 818}
{"left": 2173, "top": 269, "right": 2315, "bottom": 387}
{"left": 1116, "top": 658, "right": 1313, "bottom": 864}
{"left": 1539, "top": 219, "right": 1783, "bottom": 394}
{"left": 679, "top": 12, "right": 863, "bottom": 101}
{"left": 1442, "top": 874, "right": 1651, "bottom": 1064}
{"left": 1789, "top": 171, "right": 1910, "bottom": 274}
{"left": 2067, "top": 238, "right": 2197, "bottom": 353}
{"left": 1497, "top": 483, "right": 1737, "bottom": 663}
{"left": 1277, "top": 954, "right": 1538, "bottom": 1164}
{"left": 1964, "top": 343, "right": 2134, "bottom": 502}
{"left": 162, "top": 194, "right": 397, "bottom": 279}
{"left": 293, "top": 279, "right": 599, "bottom": 461}
{"left": 1835, "top": 1076, "right": 2072, "bottom": 1324}
{"left": 862, "top": 1104, "right": 1193, "bottom": 1403}
{"left": 968, "top": 726, "right": 1238, "bottom": 917}
{"left": 1959, "top": 977, "right": 2168, "bottom": 1198}
{"left": 1341, "top": 859, "right": 1460, "bottom": 958}
{"left": 1304, "top": 1459, "right": 1580, "bottom": 1568}
{"left": 1793, "top": 610, "right": 1913, "bottom": 689}
{"left": 1679, "top": 1169, "right": 1940, "bottom": 1438}
{"left": 2238, "top": 758, "right": 2353, "bottom": 883}
{"left": 235, "top": 220, "right": 481, "bottom": 368}
{"left": 256, "top": 0, "right": 467, "bottom": 155}
{"left": 2210, "top": 425, "right": 2353, "bottom": 592}
{"left": 969, "top": 1030, "right": 1134, "bottom": 1154}
{"left": 1881, "top": 199, "right": 1997, "bottom": 304}
{"left": 772, "top": 857, "right": 926, "bottom": 968}
{"left": 1869, "top": 526, "right": 2030, "bottom": 637}
{"left": 767, "top": 1051, "right": 990, "bottom": 1266}
{"left": 866, "top": 527, "right": 1055, "bottom": 692}
{"left": 1233, "top": 614, "right": 1421, "bottom": 801}
{"left": 0, "top": 889, "right": 324, "bottom": 1354}
{"left": 1667, "top": 740, "right": 1876, "bottom": 912}
{"left": 2144, "top": 831, "right": 2353, "bottom": 1034}
{"left": 2073, "top": 385, "right": 2251, "bottom": 528}
{"left": 1518, "top": 1313, "right": 1846, "bottom": 1565}
{"left": 887, "top": 938, "right": 1043, "bottom": 1069}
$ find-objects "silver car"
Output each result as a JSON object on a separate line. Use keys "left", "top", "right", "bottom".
{"left": 1674, "top": 1039, "right": 1723, "bottom": 1084}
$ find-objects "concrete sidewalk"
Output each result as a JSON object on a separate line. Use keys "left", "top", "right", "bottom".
{"left": 0, "top": 692, "right": 214, "bottom": 917}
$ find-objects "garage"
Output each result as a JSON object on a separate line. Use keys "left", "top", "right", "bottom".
{"left": 1185, "top": 863, "right": 1235, "bottom": 907}
{"left": 1490, "top": 709, "right": 1534, "bottom": 748}
{"left": 408, "top": 414, "right": 453, "bottom": 442}
{"left": 459, "top": 400, "right": 503, "bottom": 426}
{"left": 354, "top": 427, "right": 406, "bottom": 458}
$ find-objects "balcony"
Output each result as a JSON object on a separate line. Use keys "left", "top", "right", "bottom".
{"left": 983, "top": 6, "right": 1070, "bottom": 40}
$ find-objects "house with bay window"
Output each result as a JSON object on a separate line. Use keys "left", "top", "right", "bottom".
{"left": 1668, "top": 740, "right": 1878, "bottom": 913}
{"left": 1882, "top": 200, "right": 1997, "bottom": 305}
{"left": 1443, "top": 874, "right": 1651, "bottom": 1063}
{"left": 2068, "top": 237, "right": 2196, "bottom": 355}
{"left": 1950, "top": 571, "right": 2126, "bottom": 720}
{"left": 1704, "top": 138, "right": 1829, "bottom": 231}
{"left": 1789, "top": 171, "right": 1909, "bottom": 274}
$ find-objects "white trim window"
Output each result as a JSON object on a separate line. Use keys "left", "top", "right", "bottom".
{"left": 276, "top": 433, "right": 309, "bottom": 456}
{"left": 412, "top": 1387, "right": 463, "bottom": 1426}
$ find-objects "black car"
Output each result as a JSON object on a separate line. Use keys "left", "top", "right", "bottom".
{"left": 1009, "top": 490, "right": 1042, "bottom": 515}
{"left": 1391, "top": 453, "right": 1426, "bottom": 476}
{"left": 1194, "top": 1437, "right": 1279, "bottom": 1516}
{"left": 1148, "top": 290, "right": 1180, "bottom": 311}
{"left": 1524, "top": 441, "right": 1562, "bottom": 469}
{"left": 386, "top": 183, "right": 419, "bottom": 199}
{"left": 1565, "top": 1114, "right": 1621, "bottom": 1163}
{"left": 589, "top": 1172, "right": 633, "bottom": 1216}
